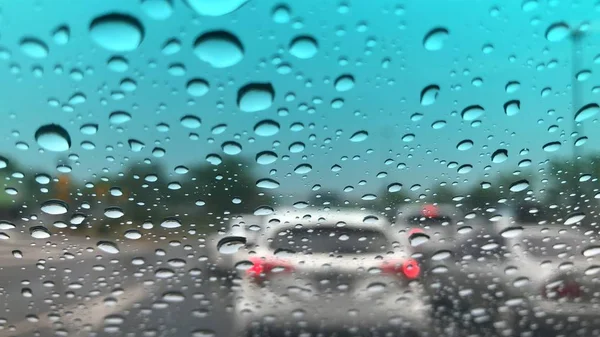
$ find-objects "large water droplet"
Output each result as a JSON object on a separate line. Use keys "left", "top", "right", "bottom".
{"left": 20, "top": 37, "right": 49, "bottom": 58}
{"left": 124, "top": 229, "right": 142, "bottom": 240}
{"left": 109, "top": 111, "right": 132, "bottom": 124}
{"left": 256, "top": 151, "right": 278, "bottom": 165}
{"left": 505, "top": 81, "right": 520, "bottom": 93}
{"left": 193, "top": 31, "right": 244, "bottom": 68}
{"left": 237, "top": 83, "right": 274, "bottom": 112}
{"left": 97, "top": 241, "right": 120, "bottom": 254}
{"left": 491, "top": 149, "right": 508, "bottom": 163}
{"left": 89, "top": 13, "right": 144, "bottom": 52}
{"left": 35, "top": 124, "right": 71, "bottom": 152}
{"left": 256, "top": 178, "right": 280, "bottom": 189}
{"left": 504, "top": 100, "right": 521, "bottom": 116}
{"left": 431, "top": 250, "right": 452, "bottom": 261}
{"left": 545, "top": 22, "right": 570, "bottom": 42}
{"left": 161, "top": 218, "right": 181, "bottom": 229}
{"left": 350, "top": 131, "right": 368, "bottom": 142}
{"left": 543, "top": 141, "right": 561, "bottom": 152}
{"left": 457, "top": 140, "right": 473, "bottom": 151}
{"left": 222, "top": 141, "right": 242, "bottom": 155}
{"left": 52, "top": 25, "right": 70, "bottom": 45}
{"left": 30, "top": 226, "right": 51, "bottom": 239}
{"left": 420, "top": 84, "right": 440, "bottom": 106}
{"left": 565, "top": 212, "right": 585, "bottom": 225}
{"left": 186, "top": 78, "right": 210, "bottom": 97}
{"left": 107, "top": 56, "right": 129, "bottom": 72}
{"left": 334, "top": 74, "right": 355, "bottom": 92}
{"left": 294, "top": 164, "right": 312, "bottom": 174}
{"left": 218, "top": 236, "right": 246, "bottom": 254}
{"left": 128, "top": 139, "right": 145, "bottom": 152}
{"left": 272, "top": 4, "right": 291, "bottom": 23}
{"left": 409, "top": 232, "right": 430, "bottom": 247}
{"left": 141, "top": 0, "right": 173, "bottom": 20}
{"left": 41, "top": 200, "right": 68, "bottom": 215}
{"left": 0, "top": 221, "right": 16, "bottom": 230}
{"left": 184, "top": 0, "right": 249, "bottom": 16}
{"left": 431, "top": 120, "right": 446, "bottom": 129}
{"left": 582, "top": 246, "right": 600, "bottom": 257}
{"left": 500, "top": 226, "right": 523, "bottom": 238}
{"left": 574, "top": 103, "right": 599, "bottom": 123}
{"left": 104, "top": 207, "right": 124, "bottom": 219}
{"left": 423, "top": 27, "right": 449, "bottom": 51}
{"left": 461, "top": 105, "right": 485, "bottom": 121}
{"left": 289, "top": 36, "right": 318, "bottom": 59}
{"left": 509, "top": 180, "right": 529, "bottom": 192}
{"left": 180, "top": 115, "right": 202, "bottom": 129}
{"left": 254, "top": 120, "right": 280, "bottom": 136}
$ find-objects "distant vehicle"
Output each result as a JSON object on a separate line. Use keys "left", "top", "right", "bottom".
{"left": 231, "top": 207, "right": 434, "bottom": 337}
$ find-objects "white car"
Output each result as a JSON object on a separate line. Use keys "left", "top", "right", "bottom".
{"left": 231, "top": 208, "right": 434, "bottom": 337}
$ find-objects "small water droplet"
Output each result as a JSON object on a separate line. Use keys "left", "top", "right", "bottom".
{"left": 218, "top": 236, "right": 246, "bottom": 254}
{"left": 128, "top": 139, "right": 145, "bottom": 152}
{"left": 504, "top": 100, "right": 521, "bottom": 116}
{"left": 545, "top": 22, "right": 570, "bottom": 42}
{"left": 97, "top": 241, "right": 120, "bottom": 254}
{"left": 505, "top": 81, "right": 521, "bottom": 93}
{"left": 124, "top": 229, "right": 142, "bottom": 240}
{"left": 237, "top": 83, "right": 275, "bottom": 112}
{"left": 409, "top": 232, "right": 430, "bottom": 247}
{"left": 256, "top": 178, "right": 280, "bottom": 189}
{"left": 107, "top": 56, "right": 129, "bottom": 72}
{"left": 30, "top": 226, "right": 51, "bottom": 239}
{"left": 420, "top": 84, "right": 440, "bottom": 106}
{"left": 141, "top": 0, "right": 173, "bottom": 20}
{"left": 457, "top": 140, "right": 473, "bottom": 151}
{"left": 254, "top": 205, "right": 274, "bottom": 216}
{"left": 155, "top": 268, "right": 175, "bottom": 278}
{"left": 180, "top": 115, "right": 202, "bottom": 129}
{"left": 431, "top": 120, "right": 446, "bottom": 129}
{"left": 20, "top": 37, "right": 49, "bottom": 58}
{"left": 500, "top": 226, "right": 523, "bottom": 238}
{"left": 289, "top": 35, "right": 318, "bottom": 59}
{"left": 431, "top": 250, "right": 451, "bottom": 261}
{"left": 52, "top": 25, "right": 70, "bottom": 45}
{"left": 543, "top": 141, "right": 561, "bottom": 152}
{"left": 294, "top": 164, "right": 312, "bottom": 174}
{"left": 272, "top": 4, "right": 291, "bottom": 23}
{"left": 104, "top": 207, "right": 124, "bottom": 219}
{"left": 254, "top": 120, "right": 280, "bottom": 136}
{"left": 193, "top": 31, "right": 244, "bottom": 68}
{"left": 565, "top": 212, "right": 585, "bottom": 225}
{"left": 161, "top": 218, "right": 181, "bottom": 229}
{"left": 109, "top": 111, "right": 132, "bottom": 124}
{"left": 574, "top": 103, "right": 599, "bottom": 123}
{"left": 35, "top": 124, "right": 71, "bottom": 152}
{"left": 89, "top": 13, "right": 144, "bottom": 52}
{"left": 186, "top": 78, "right": 209, "bottom": 97}
{"left": 423, "top": 27, "right": 449, "bottom": 51}
{"left": 256, "top": 151, "right": 278, "bottom": 165}
{"left": 13, "top": 250, "right": 23, "bottom": 259}
{"left": 222, "top": 141, "right": 242, "bottom": 155}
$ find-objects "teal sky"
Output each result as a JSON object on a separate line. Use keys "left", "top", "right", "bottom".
{"left": 0, "top": 0, "right": 599, "bottom": 200}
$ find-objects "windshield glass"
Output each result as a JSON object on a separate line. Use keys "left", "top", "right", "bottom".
{"left": 270, "top": 227, "right": 391, "bottom": 254}
{"left": 1, "top": 1, "right": 598, "bottom": 337}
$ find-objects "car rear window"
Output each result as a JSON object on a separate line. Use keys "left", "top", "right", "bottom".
{"left": 270, "top": 227, "right": 392, "bottom": 254}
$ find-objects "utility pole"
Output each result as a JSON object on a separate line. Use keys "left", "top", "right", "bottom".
{"left": 571, "top": 29, "right": 584, "bottom": 161}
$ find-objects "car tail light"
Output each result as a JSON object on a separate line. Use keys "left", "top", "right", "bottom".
{"left": 380, "top": 258, "right": 421, "bottom": 280}
{"left": 245, "top": 257, "right": 294, "bottom": 281}
{"left": 542, "top": 280, "right": 581, "bottom": 300}
{"left": 421, "top": 204, "right": 439, "bottom": 218}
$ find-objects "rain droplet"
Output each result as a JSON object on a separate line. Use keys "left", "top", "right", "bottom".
{"left": 30, "top": 226, "right": 51, "bottom": 239}
{"left": 35, "top": 124, "right": 71, "bottom": 152}
{"left": 104, "top": 207, "right": 124, "bottom": 219}
{"left": 350, "top": 131, "right": 368, "bottom": 142}
{"left": 420, "top": 84, "right": 440, "bottom": 106}
{"left": 97, "top": 241, "right": 120, "bottom": 254}
{"left": 457, "top": 140, "right": 473, "bottom": 151}
{"left": 334, "top": 74, "right": 355, "bottom": 92}
{"left": 206, "top": 154, "right": 222, "bottom": 165}
{"left": 542, "top": 141, "right": 561, "bottom": 152}
{"left": 13, "top": 250, "right": 23, "bottom": 259}
{"left": 184, "top": 0, "right": 249, "bottom": 16}
{"left": 155, "top": 268, "right": 175, "bottom": 278}
{"left": 218, "top": 236, "right": 246, "bottom": 254}
{"left": 186, "top": 78, "right": 210, "bottom": 97}
{"left": 256, "top": 151, "right": 278, "bottom": 165}
{"left": 491, "top": 149, "right": 508, "bottom": 163}
{"left": 500, "top": 226, "right": 523, "bottom": 238}
{"left": 254, "top": 120, "right": 280, "bottom": 136}
{"left": 237, "top": 83, "right": 274, "bottom": 112}
{"left": 409, "top": 232, "right": 430, "bottom": 247}
{"left": 41, "top": 200, "right": 68, "bottom": 214}
{"left": 52, "top": 25, "right": 70, "bottom": 45}
{"left": 457, "top": 164, "right": 472, "bottom": 174}
{"left": 505, "top": 81, "right": 520, "bottom": 93}
{"left": 522, "top": 0, "right": 538, "bottom": 11}
{"left": 222, "top": 141, "right": 242, "bottom": 155}
{"left": 89, "top": 13, "right": 144, "bottom": 52}
{"left": 161, "top": 38, "right": 181, "bottom": 55}
{"left": 289, "top": 36, "right": 318, "bottom": 59}
{"left": 461, "top": 105, "right": 485, "bottom": 121}
{"left": 431, "top": 120, "right": 446, "bottom": 129}
{"left": 193, "top": 31, "right": 244, "bottom": 68}
{"left": 431, "top": 250, "right": 452, "bottom": 261}
{"left": 545, "top": 22, "right": 570, "bottom": 42}
{"left": 107, "top": 56, "right": 129, "bottom": 72}
{"left": 180, "top": 115, "right": 202, "bottom": 129}
{"left": 576, "top": 70, "right": 591, "bottom": 81}
{"left": 423, "top": 27, "right": 449, "bottom": 51}
{"left": 20, "top": 37, "right": 49, "bottom": 58}
{"left": 294, "top": 164, "right": 312, "bottom": 174}
{"left": 109, "top": 111, "right": 132, "bottom": 124}
{"left": 161, "top": 218, "right": 181, "bottom": 229}
{"left": 504, "top": 100, "right": 521, "bottom": 116}
{"left": 272, "top": 4, "right": 291, "bottom": 23}
{"left": 0, "top": 221, "right": 15, "bottom": 230}
{"left": 141, "top": 0, "right": 173, "bottom": 20}
{"left": 574, "top": 103, "right": 599, "bottom": 123}
{"left": 124, "top": 229, "right": 142, "bottom": 240}
{"left": 387, "top": 183, "right": 402, "bottom": 192}
{"left": 289, "top": 142, "right": 305, "bottom": 153}
{"left": 583, "top": 246, "right": 600, "bottom": 257}
{"left": 256, "top": 178, "right": 280, "bottom": 189}
{"left": 509, "top": 180, "right": 529, "bottom": 192}
{"left": 128, "top": 139, "right": 145, "bottom": 152}
{"left": 254, "top": 205, "right": 274, "bottom": 216}
{"left": 565, "top": 212, "right": 585, "bottom": 225}
{"left": 211, "top": 124, "right": 227, "bottom": 134}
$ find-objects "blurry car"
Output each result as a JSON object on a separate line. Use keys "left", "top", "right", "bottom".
{"left": 231, "top": 208, "right": 434, "bottom": 337}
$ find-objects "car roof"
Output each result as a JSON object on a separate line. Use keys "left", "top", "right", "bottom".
{"left": 396, "top": 203, "right": 462, "bottom": 218}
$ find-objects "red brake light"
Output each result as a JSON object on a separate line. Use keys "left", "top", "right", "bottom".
{"left": 421, "top": 204, "right": 439, "bottom": 218}
{"left": 381, "top": 258, "right": 421, "bottom": 280}
{"left": 246, "top": 257, "right": 294, "bottom": 280}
